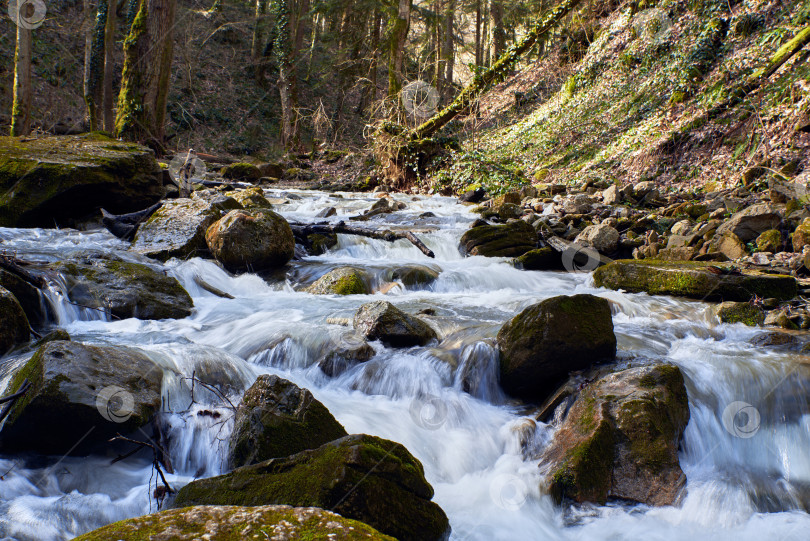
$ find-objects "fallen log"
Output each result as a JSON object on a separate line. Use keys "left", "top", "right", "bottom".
{"left": 290, "top": 221, "right": 435, "bottom": 258}
{"left": 101, "top": 202, "right": 164, "bottom": 240}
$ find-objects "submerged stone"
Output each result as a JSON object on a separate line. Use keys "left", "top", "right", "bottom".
{"left": 353, "top": 301, "right": 437, "bottom": 347}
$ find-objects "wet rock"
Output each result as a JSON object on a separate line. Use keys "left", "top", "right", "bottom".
{"left": 515, "top": 247, "right": 563, "bottom": 270}
{"left": 715, "top": 301, "right": 764, "bottom": 326}
{"left": 0, "top": 134, "right": 164, "bottom": 227}
{"left": 231, "top": 186, "right": 272, "bottom": 209}
{"left": 593, "top": 260, "right": 797, "bottom": 302}
{"left": 0, "top": 268, "right": 51, "bottom": 327}
{"left": 353, "top": 301, "right": 437, "bottom": 347}
{"left": 756, "top": 229, "right": 782, "bottom": 253}
{"left": 0, "top": 286, "right": 29, "bottom": 354}
{"left": 307, "top": 267, "right": 371, "bottom": 295}
{"left": 575, "top": 224, "right": 620, "bottom": 253}
{"left": 304, "top": 232, "right": 338, "bottom": 255}
{"left": 764, "top": 309, "right": 799, "bottom": 330}
{"left": 0, "top": 341, "right": 162, "bottom": 455}
{"left": 459, "top": 220, "right": 538, "bottom": 258}
{"left": 459, "top": 188, "right": 486, "bottom": 203}
{"left": 318, "top": 337, "right": 376, "bottom": 377}
{"left": 51, "top": 257, "right": 193, "bottom": 320}
{"left": 206, "top": 209, "right": 295, "bottom": 272}
{"left": 497, "top": 295, "right": 617, "bottom": 402}
{"left": 132, "top": 198, "right": 222, "bottom": 261}
{"left": 791, "top": 217, "right": 810, "bottom": 252}
{"left": 385, "top": 265, "right": 440, "bottom": 287}
{"left": 716, "top": 203, "right": 782, "bottom": 242}
{"left": 541, "top": 364, "right": 690, "bottom": 506}
{"left": 173, "top": 434, "right": 451, "bottom": 541}
{"left": 228, "top": 374, "right": 347, "bottom": 468}
{"left": 750, "top": 331, "right": 800, "bottom": 349}
{"left": 220, "top": 162, "right": 262, "bottom": 181}
{"left": 74, "top": 505, "right": 394, "bottom": 541}
{"left": 316, "top": 206, "right": 337, "bottom": 218}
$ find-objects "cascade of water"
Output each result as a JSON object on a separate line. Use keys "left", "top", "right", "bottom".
{"left": 0, "top": 192, "right": 809, "bottom": 540}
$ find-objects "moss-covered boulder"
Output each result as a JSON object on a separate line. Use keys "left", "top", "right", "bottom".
{"left": 0, "top": 134, "right": 164, "bottom": 227}
{"left": 206, "top": 209, "right": 295, "bottom": 272}
{"left": 131, "top": 198, "right": 222, "bottom": 261}
{"left": 0, "top": 286, "right": 29, "bottom": 354}
{"left": 74, "top": 505, "right": 395, "bottom": 541}
{"left": 306, "top": 267, "right": 371, "bottom": 295}
{"left": 220, "top": 162, "right": 262, "bottom": 181}
{"left": 497, "top": 295, "right": 616, "bottom": 402}
{"left": 385, "top": 265, "right": 441, "bottom": 288}
{"left": 515, "top": 247, "right": 563, "bottom": 270}
{"left": 229, "top": 374, "right": 347, "bottom": 469}
{"left": 542, "top": 364, "right": 690, "bottom": 506}
{"left": 756, "top": 229, "right": 782, "bottom": 253}
{"left": 232, "top": 186, "right": 272, "bottom": 209}
{"left": 459, "top": 220, "right": 538, "bottom": 258}
{"left": 715, "top": 301, "right": 765, "bottom": 326}
{"left": 0, "top": 340, "right": 162, "bottom": 455}
{"left": 593, "top": 260, "right": 797, "bottom": 302}
{"left": 50, "top": 256, "right": 193, "bottom": 320}
{"left": 715, "top": 203, "right": 782, "bottom": 242}
{"left": 792, "top": 217, "right": 810, "bottom": 252}
{"left": 353, "top": 301, "right": 437, "bottom": 347}
{"left": 173, "top": 434, "right": 451, "bottom": 541}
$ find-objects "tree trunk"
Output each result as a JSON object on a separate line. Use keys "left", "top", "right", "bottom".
{"left": 358, "top": 9, "right": 382, "bottom": 114}
{"left": 409, "top": 0, "right": 583, "bottom": 140}
{"left": 491, "top": 0, "right": 506, "bottom": 59}
{"left": 273, "top": 0, "right": 299, "bottom": 149}
{"left": 85, "top": 0, "right": 107, "bottom": 131}
{"left": 387, "top": 0, "right": 411, "bottom": 97}
{"left": 442, "top": 0, "right": 455, "bottom": 99}
{"left": 11, "top": 25, "right": 32, "bottom": 136}
{"left": 103, "top": 1, "right": 117, "bottom": 131}
{"left": 252, "top": 0, "right": 268, "bottom": 60}
{"left": 475, "top": 0, "right": 482, "bottom": 67}
{"left": 115, "top": 0, "right": 177, "bottom": 149}
{"left": 433, "top": 0, "right": 443, "bottom": 96}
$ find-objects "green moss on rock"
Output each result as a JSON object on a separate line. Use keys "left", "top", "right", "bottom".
{"left": 74, "top": 504, "right": 395, "bottom": 541}
{"left": 173, "top": 434, "right": 450, "bottom": 541}
{"left": 716, "top": 301, "right": 765, "bottom": 326}
{"left": 593, "top": 260, "right": 797, "bottom": 302}
{"left": 221, "top": 162, "right": 262, "bottom": 181}
{"left": 306, "top": 267, "right": 371, "bottom": 295}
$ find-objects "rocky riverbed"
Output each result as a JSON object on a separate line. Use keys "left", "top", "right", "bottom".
{"left": 1, "top": 139, "right": 810, "bottom": 540}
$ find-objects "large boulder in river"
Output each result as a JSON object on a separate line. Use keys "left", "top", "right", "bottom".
{"left": 0, "top": 286, "right": 29, "bottom": 354}
{"left": 173, "top": 434, "right": 450, "bottom": 541}
{"left": 0, "top": 134, "right": 164, "bottom": 227}
{"left": 50, "top": 256, "right": 193, "bottom": 320}
{"left": 0, "top": 341, "right": 162, "bottom": 455}
{"left": 132, "top": 198, "right": 222, "bottom": 261}
{"left": 353, "top": 301, "right": 437, "bottom": 347}
{"left": 306, "top": 267, "right": 371, "bottom": 295}
{"left": 593, "top": 260, "right": 797, "bottom": 301}
{"left": 497, "top": 295, "right": 616, "bottom": 402}
{"left": 459, "top": 220, "right": 538, "bottom": 257}
{"left": 541, "top": 364, "right": 690, "bottom": 506}
{"left": 228, "top": 374, "right": 347, "bottom": 469}
{"left": 206, "top": 209, "right": 295, "bottom": 272}
{"left": 74, "top": 505, "right": 394, "bottom": 541}
{"left": 715, "top": 203, "right": 782, "bottom": 242}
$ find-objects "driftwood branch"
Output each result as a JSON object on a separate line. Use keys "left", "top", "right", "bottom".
{"left": 101, "top": 202, "right": 163, "bottom": 240}
{"left": 0, "top": 379, "right": 31, "bottom": 425}
{"left": 0, "top": 254, "right": 47, "bottom": 289}
{"left": 290, "top": 221, "right": 435, "bottom": 258}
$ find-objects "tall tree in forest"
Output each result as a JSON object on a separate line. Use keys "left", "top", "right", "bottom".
{"left": 271, "top": 0, "right": 300, "bottom": 148}
{"left": 10, "top": 20, "right": 32, "bottom": 135}
{"left": 85, "top": 0, "right": 107, "bottom": 131}
{"left": 115, "top": 0, "right": 177, "bottom": 147}
{"left": 491, "top": 0, "right": 506, "bottom": 59}
{"left": 387, "top": 0, "right": 412, "bottom": 97}
{"left": 441, "top": 0, "right": 455, "bottom": 99}
{"left": 102, "top": 0, "right": 116, "bottom": 131}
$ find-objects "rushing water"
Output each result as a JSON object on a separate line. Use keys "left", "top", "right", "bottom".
{"left": 1, "top": 190, "right": 809, "bottom": 541}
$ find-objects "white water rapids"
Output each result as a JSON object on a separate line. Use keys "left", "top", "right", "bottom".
{"left": 0, "top": 190, "right": 809, "bottom": 540}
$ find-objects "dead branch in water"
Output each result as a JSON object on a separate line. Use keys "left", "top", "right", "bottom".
{"left": 290, "top": 221, "right": 435, "bottom": 258}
